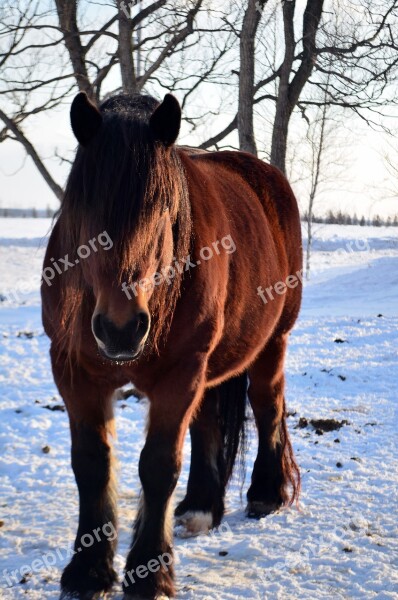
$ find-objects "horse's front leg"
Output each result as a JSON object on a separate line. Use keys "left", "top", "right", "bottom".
{"left": 123, "top": 357, "right": 207, "bottom": 599}
{"left": 52, "top": 351, "right": 118, "bottom": 599}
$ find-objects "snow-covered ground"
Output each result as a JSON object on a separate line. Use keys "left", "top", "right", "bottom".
{"left": 0, "top": 218, "right": 397, "bottom": 599}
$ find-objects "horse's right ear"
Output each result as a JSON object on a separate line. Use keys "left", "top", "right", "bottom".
{"left": 70, "top": 92, "right": 102, "bottom": 146}
{"left": 149, "top": 94, "right": 181, "bottom": 147}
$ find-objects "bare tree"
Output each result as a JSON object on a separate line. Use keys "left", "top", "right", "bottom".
{"left": 303, "top": 92, "right": 329, "bottom": 279}
{"left": 0, "top": 0, "right": 222, "bottom": 200}
{"left": 202, "top": 0, "right": 398, "bottom": 174}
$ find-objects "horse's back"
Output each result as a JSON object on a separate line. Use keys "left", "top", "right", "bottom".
{"left": 179, "top": 148, "right": 302, "bottom": 276}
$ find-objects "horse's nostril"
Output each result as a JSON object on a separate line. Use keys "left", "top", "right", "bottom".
{"left": 92, "top": 313, "right": 105, "bottom": 343}
{"left": 135, "top": 311, "right": 150, "bottom": 337}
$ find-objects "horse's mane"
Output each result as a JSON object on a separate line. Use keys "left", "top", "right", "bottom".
{"left": 58, "top": 94, "right": 192, "bottom": 358}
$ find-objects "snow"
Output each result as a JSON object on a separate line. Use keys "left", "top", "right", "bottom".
{"left": 0, "top": 218, "right": 397, "bottom": 599}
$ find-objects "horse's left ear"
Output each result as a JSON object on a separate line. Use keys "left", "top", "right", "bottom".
{"left": 70, "top": 92, "right": 102, "bottom": 146}
{"left": 149, "top": 94, "right": 181, "bottom": 147}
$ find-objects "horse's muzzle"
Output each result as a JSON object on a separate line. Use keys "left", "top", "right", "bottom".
{"left": 92, "top": 311, "right": 150, "bottom": 362}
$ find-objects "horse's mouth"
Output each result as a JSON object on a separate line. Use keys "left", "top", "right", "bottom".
{"left": 98, "top": 346, "right": 143, "bottom": 363}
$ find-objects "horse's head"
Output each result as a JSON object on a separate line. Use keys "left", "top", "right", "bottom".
{"left": 62, "top": 92, "right": 191, "bottom": 362}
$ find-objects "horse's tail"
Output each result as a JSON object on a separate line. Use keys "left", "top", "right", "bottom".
{"left": 280, "top": 396, "right": 301, "bottom": 506}
{"left": 218, "top": 371, "right": 248, "bottom": 488}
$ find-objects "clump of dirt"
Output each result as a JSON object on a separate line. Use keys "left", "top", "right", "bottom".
{"left": 43, "top": 404, "right": 65, "bottom": 412}
{"left": 295, "top": 417, "right": 349, "bottom": 432}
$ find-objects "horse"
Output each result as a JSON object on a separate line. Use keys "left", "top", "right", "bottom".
{"left": 41, "top": 91, "right": 302, "bottom": 599}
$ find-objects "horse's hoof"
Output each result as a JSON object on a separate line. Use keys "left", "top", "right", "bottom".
{"left": 246, "top": 500, "right": 280, "bottom": 519}
{"left": 174, "top": 510, "right": 213, "bottom": 538}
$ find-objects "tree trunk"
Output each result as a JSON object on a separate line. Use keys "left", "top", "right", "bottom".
{"left": 54, "top": 0, "right": 93, "bottom": 97}
{"left": 270, "top": 101, "right": 291, "bottom": 173}
{"left": 270, "top": 0, "right": 324, "bottom": 174}
{"left": 117, "top": 0, "right": 138, "bottom": 94}
{"left": 238, "top": 0, "right": 265, "bottom": 155}
{"left": 270, "top": 0, "right": 295, "bottom": 173}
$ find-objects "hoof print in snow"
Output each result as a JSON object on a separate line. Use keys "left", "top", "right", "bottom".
{"left": 17, "top": 330, "right": 34, "bottom": 339}
{"left": 42, "top": 445, "right": 51, "bottom": 454}
{"left": 219, "top": 551, "right": 228, "bottom": 556}
{"left": 336, "top": 462, "right": 343, "bottom": 468}
{"left": 338, "top": 374, "right": 346, "bottom": 381}
{"left": 334, "top": 338, "right": 347, "bottom": 343}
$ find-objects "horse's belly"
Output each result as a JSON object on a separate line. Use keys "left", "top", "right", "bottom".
{"left": 206, "top": 293, "right": 285, "bottom": 384}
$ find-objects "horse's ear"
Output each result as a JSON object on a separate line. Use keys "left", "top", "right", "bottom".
{"left": 70, "top": 92, "right": 102, "bottom": 146}
{"left": 149, "top": 94, "right": 181, "bottom": 147}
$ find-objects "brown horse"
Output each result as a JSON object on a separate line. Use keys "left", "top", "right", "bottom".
{"left": 41, "top": 92, "right": 302, "bottom": 599}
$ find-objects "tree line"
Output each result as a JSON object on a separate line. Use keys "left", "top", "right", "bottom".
{"left": 302, "top": 210, "right": 398, "bottom": 227}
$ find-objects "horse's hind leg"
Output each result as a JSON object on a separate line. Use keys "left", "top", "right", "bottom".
{"left": 52, "top": 350, "right": 118, "bottom": 599}
{"left": 175, "top": 388, "right": 225, "bottom": 535}
{"left": 175, "top": 373, "right": 247, "bottom": 535}
{"left": 247, "top": 333, "right": 300, "bottom": 518}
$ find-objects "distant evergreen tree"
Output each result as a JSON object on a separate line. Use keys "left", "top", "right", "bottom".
{"left": 359, "top": 215, "right": 366, "bottom": 226}
{"left": 326, "top": 209, "right": 336, "bottom": 224}
{"left": 336, "top": 210, "right": 345, "bottom": 224}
